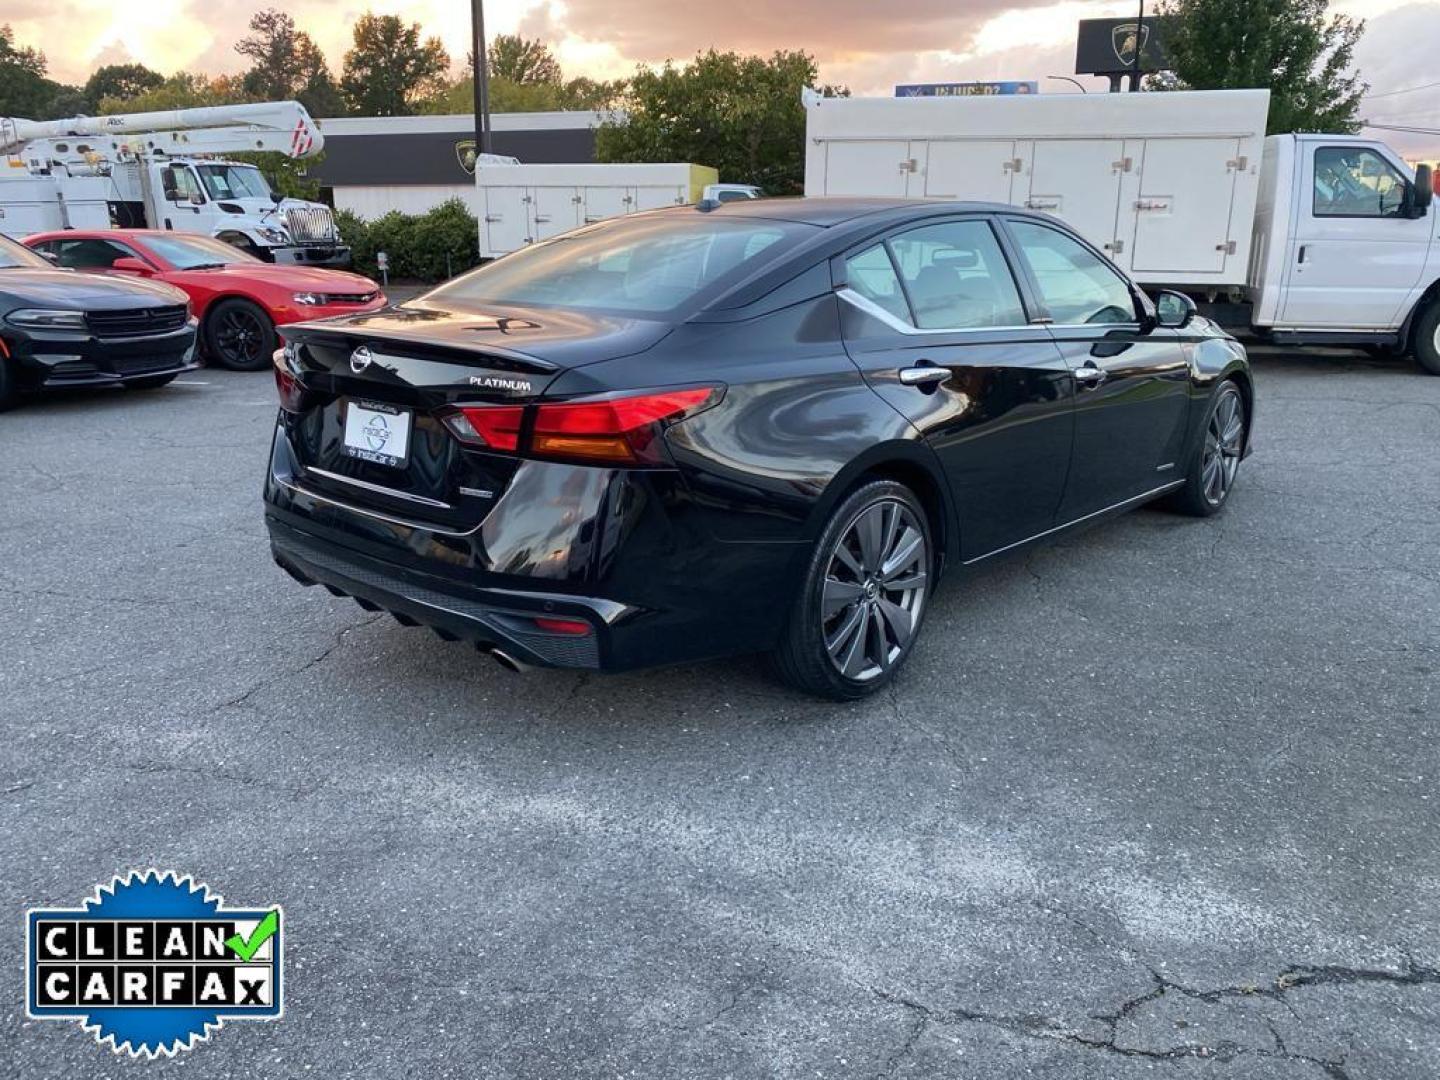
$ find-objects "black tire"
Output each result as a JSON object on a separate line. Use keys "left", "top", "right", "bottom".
{"left": 1166, "top": 379, "right": 1246, "bottom": 517}
{"left": 772, "top": 479, "right": 933, "bottom": 700}
{"left": 204, "top": 298, "right": 275, "bottom": 371}
{"left": 0, "top": 355, "right": 14, "bottom": 411}
{"left": 1413, "top": 300, "right": 1440, "bottom": 376}
{"left": 124, "top": 373, "right": 179, "bottom": 391}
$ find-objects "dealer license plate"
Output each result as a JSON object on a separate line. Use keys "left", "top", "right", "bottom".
{"left": 342, "top": 400, "right": 411, "bottom": 467}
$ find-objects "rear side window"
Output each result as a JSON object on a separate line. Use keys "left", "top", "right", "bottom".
{"left": 53, "top": 238, "right": 140, "bottom": 269}
{"left": 1008, "top": 220, "right": 1136, "bottom": 325}
{"left": 844, "top": 245, "right": 911, "bottom": 324}
{"left": 889, "top": 220, "right": 1026, "bottom": 329}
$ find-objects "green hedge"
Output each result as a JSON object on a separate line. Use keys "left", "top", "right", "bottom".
{"left": 335, "top": 198, "right": 480, "bottom": 283}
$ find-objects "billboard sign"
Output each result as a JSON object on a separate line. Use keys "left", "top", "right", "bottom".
{"left": 894, "top": 81, "right": 1038, "bottom": 97}
{"left": 1075, "top": 17, "right": 1168, "bottom": 75}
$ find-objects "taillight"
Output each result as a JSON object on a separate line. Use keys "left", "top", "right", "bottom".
{"left": 273, "top": 343, "right": 308, "bottom": 413}
{"left": 444, "top": 386, "right": 722, "bottom": 466}
{"left": 443, "top": 404, "right": 524, "bottom": 451}
{"left": 532, "top": 616, "right": 591, "bottom": 636}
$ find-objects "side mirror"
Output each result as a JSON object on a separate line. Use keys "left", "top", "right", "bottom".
{"left": 189, "top": 191, "right": 205, "bottom": 206}
{"left": 110, "top": 256, "right": 153, "bottom": 276}
{"left": 272, "top": 190, "right": 285, "bottom": 206}
{"left": 1408, "top": 164, "right": 1434, "bottom": 218}
{"left": 1154, "top": 289, "right": 1197, "bottom": 330}
{"left": 36, "top": 249, "right": 59, "bottom": 265}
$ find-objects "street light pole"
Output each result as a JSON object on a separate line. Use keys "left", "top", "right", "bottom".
{"left": 471, "top": 0, "right": 492, "bottom": 155}
{"left": 1046, "top": 75, "right": 1089, "bottom": 93}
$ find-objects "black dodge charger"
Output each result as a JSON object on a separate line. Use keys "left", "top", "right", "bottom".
{"left": 265, "top": 199, "right": 1253, "bottom": 698}
{"left": 0, "top": 233, "right": 196, "bottom": 409}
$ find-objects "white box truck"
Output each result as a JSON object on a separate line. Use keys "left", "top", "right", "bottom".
{"left": 475, "top": 162, "right": 720, "bottom": 258}
{"left": 803, "top": 88, "right": 1440, "bottom": 374}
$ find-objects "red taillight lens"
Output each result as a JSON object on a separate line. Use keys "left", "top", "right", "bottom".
{"left": 445, "top": 404, "right": 525, "bottom": 451}
{"left": 273, "top": 346, "right": 308, "bottom": 413}
{"left": 532, "top": 387, "right": 719, "bottom": 464}
{"left": 445, "top": 387, "right": 721, "bottom": 465}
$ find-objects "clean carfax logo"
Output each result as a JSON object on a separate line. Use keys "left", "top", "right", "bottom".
{"left": 25, "top": 870, "right": 283, "bottom": 1057}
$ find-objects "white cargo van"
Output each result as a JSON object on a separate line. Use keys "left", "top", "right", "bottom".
{"left": 475, "top": 162, "right": 720, "bottom": 258}
{"left": 803, "top": 89, "right": 1440, "bottom": 373}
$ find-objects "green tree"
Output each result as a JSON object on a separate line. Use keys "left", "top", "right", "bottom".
{"left": 97, "top": 72, "right": 246, "bottom": 113}
{"left": 82, "top": 63, "right": 164, "bottom": 110}
{"left": 486, "top": 35, "right": 562, "bottom": 86}
{"left": 421, "top": 73, "right": 623, "bottom": 115}
{"left": 1151, "top": 0, "right": 1366, "bottom": 133}
{"left": 236, "top": 9, "right": 344, "bottom": 117}
{"left": 340, "top": 13, "right": 449, "bottom": 116}
{"left": 598, "top": 50, "right": 832, "bottom": 194}
{"left": 0, "top": 25, "right": 60, "bottom": 117}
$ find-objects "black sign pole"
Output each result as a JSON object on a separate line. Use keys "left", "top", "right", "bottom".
{"left": 1130, "top": 0, "right": 1145, "bottom": 91}
{"left": 471, "top": 0, "right": 492, "bottom": 155}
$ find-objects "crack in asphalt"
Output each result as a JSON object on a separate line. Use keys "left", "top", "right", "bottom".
{"left": 214, "top": 612, "right": 384, "bottom": 711}
{"left": 869, "top": 959, "right": 1440, "bottom": 1078}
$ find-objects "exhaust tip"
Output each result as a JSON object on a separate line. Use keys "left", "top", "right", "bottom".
{"left": 489, "top": 648, "right": 529, "bottom": 674}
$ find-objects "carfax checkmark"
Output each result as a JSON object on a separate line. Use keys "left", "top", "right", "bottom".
{"left": 225, "top": 909, "right": 279, "bottom": 961}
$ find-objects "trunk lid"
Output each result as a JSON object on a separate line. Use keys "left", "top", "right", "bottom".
{"left": 277, "top": 300, "right": 669, "bottom": 531}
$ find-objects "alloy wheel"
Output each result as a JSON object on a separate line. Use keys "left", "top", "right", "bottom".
{"left": 1201, "top": 385, "right": 1244, "bottom": 507}
{"left": 216, "top": 308, "right": 265, "bottom": 366}
{"left": 821, "top": 498, "right": 928, "bottom": 682}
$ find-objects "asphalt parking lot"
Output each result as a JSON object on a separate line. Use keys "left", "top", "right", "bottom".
{"left": 2, "top": 347, "right": 1437, "bottom": 1079}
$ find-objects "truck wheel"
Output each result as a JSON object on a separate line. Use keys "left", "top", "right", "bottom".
{"left": 1413, "top": 301, "right": 1440, "bottom": 376}
{"left": 205, "top": 299, "right": 275, "bottom": 372}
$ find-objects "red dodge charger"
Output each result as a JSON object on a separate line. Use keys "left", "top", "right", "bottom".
{"left": 24, "top": 230, "right": 386, "bottom": 370}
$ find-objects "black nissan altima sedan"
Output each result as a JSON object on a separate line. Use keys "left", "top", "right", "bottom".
{"left": 0, "top": 233, "right": 196, "bottom": 409}
{"left": 264, "top": 199, "right": 1253, "bottom": 698}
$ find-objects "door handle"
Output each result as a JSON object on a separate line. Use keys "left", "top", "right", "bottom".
{"left": 899, "top": 366, "right": 949, "bottom": 387}
{"left": 1074, "top": 362, "right": 1107, "bottom": 389}
{"left": 1297, "top": 244, "right": 1307, "bottom": 265}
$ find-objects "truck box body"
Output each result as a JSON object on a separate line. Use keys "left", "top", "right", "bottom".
{"left": 475, "top": 162, "right": 720, "bottom": 258}
{"left": 803, "top": 89, "right": 1270, "bottom": 289}
{"left": 0, "top": 174, "right": 110, "bottom": 237}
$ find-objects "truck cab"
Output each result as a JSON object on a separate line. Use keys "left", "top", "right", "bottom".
{"left": 1250, "top": 134, "right": 1438, "bottom": 345}
{"left": 128, "top": 158, "right": 349, "bottom": 268}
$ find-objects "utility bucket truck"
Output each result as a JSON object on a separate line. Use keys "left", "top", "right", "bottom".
{"left": 0, "top": 101, "right": 349, "bottom": 267}
{"left": 803, "top": 88, "right": 1440, "bottom": 374}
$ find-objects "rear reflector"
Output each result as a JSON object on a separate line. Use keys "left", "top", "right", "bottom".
{"left": 532, "top": 616, "right": 592, "bottom": 636}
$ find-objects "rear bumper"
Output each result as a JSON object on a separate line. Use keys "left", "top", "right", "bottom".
{"left": 269, "top": 518, "right": 616, "bottom": 669}
{"left": 262, "top": 420, "right": 803, "bottom": 672}
{"left": 7, "top": 323, "right": 198, "bottom": 390}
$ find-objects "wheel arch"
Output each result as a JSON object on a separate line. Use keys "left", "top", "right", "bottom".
{"left": 804, "top": 440, "right": 958, "bottom": 576}
{"left": 1399, "top": 277, "right": 1440, "bottom": 352}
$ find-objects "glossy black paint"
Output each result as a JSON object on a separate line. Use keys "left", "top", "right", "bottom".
{"left": 0, "top": 261, "right": 198, "bottom": 395}
{"left": 264, "top": 199, "right": 1253, "bottom": 673}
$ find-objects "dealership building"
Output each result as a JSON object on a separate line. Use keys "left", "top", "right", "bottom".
{"left": 308, "top": 111, "right": 612, "bottom": 218}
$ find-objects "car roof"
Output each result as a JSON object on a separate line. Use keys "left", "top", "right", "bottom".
{"left": 676, "top": 196, "right": 1019, "bottom": 227}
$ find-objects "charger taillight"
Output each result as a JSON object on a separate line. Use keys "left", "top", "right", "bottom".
{"left": 444, "top": 386, "right": 721, "bottom": 465}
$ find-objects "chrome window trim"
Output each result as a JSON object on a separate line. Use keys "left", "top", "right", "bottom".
{"left": 835, "top": 287, "right": 1045, "bottom": 337}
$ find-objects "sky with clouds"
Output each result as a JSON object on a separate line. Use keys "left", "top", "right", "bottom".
{"left": 9, "top": 0, "right": 1439, "bottom": 155}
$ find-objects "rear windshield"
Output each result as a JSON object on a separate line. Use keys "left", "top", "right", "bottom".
{"left": 426, "top": 214, "right": 815, "bottom": 317}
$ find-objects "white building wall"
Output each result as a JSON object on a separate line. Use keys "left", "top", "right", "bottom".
{"left": 332, "top": 184, "right": 473, "bottom": 219}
